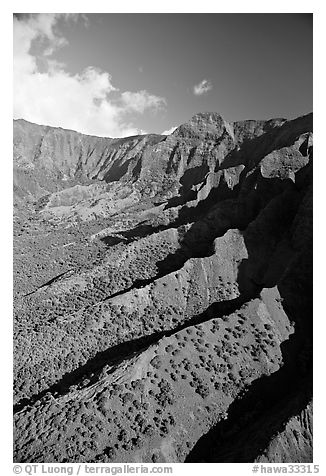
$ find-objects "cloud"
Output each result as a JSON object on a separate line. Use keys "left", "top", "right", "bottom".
{"left": 13, "top": 14, "right": 166, "bottom": 137}
{"left": 193, "top": 79, "right": 213, "bottom": 96}
{"left": 161, "top": 126, "right": 177, "bottom": 135}
{"left": 120, "top": 91, "right": 166, "bottom": 114}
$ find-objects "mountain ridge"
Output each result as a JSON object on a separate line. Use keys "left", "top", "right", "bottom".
{"left": 13, "top": 110, "right": 313, "bottom": 464}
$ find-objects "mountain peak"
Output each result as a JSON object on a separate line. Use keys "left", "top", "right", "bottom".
{"left": 172, "top": 111, "right": 234, "bottom": 141}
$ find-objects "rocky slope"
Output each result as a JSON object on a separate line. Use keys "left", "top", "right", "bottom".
{"left": 13, "top": 112, "right": 313, "bottom": 463}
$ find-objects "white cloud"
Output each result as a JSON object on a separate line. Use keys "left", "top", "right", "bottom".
{"left": 161, "top": 126, "right": 177, "bottom": 135}
{"left": 193, "top": 79, "right": 213, "bottom": 96}
{"left": 120, "top": 91, "right": 166, "bottom": 114}
{"left": 13, "top": 14, "right": 166, "bottom": 138}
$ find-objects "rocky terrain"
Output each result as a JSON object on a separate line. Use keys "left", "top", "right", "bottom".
{"left": 13, "top": 111, "right": 313, "bottom": 463}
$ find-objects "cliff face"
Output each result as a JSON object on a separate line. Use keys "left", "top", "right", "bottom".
{"left": 13, "top": 112, "right": 313, "bottom": 463}
{"left": 14, "top": 113, "right": 312, "bottom": 222}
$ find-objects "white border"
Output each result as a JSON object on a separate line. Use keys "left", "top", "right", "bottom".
{"left": 2, "top": 4, "right": 324, "bottom": 474}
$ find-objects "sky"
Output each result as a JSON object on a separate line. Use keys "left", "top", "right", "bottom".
{"left": 13, "top": 13, "right": 313, "bottom": 138}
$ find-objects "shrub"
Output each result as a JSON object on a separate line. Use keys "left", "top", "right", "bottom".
{"left": 214, "top": 381, "right": 222, "bottom": 390}
{"left": 144, "top": 425, "right": 155, "bottom": 436}
{"left": 150, "top": 356, "right": 163, "bottom": 369}
{"left": 168, "top": 414, "right": 176, "bottom": 426}
{"left": 133, "top": 400, "right": 141, "bottom": 409}
{"left": 118, "top": 429, "right": 128, "bottom": 442}
{"left": 160, "top": 418, "right": 170, "bottom": 436}
{"left": 155, "top": 380, "right": 174, "bottom": 407}
{"left": 121, "top": 392, "right": 134, "bottom": 404}
{"left": 197, "top": 346, "right": 206, "bottom": 353}
{"left": 183, "top": 361, "right": 191, "bottom": 371}
{"left": 214, "top": 346, "right": 222, "bottom": 357}
{"left": 132, "top": 436, "right": 143, "bottom": 448}
{"left": 122, "top": 440, "right": 133, "bottom": 451}
{"left": 104, "top": 447, "right": 116, "bottom": 459}
{"left": 195, "top": 383, "right": 210, "bottom": 398}
{"left": 131, "top": 380, "right": 145, "bottom": 392}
